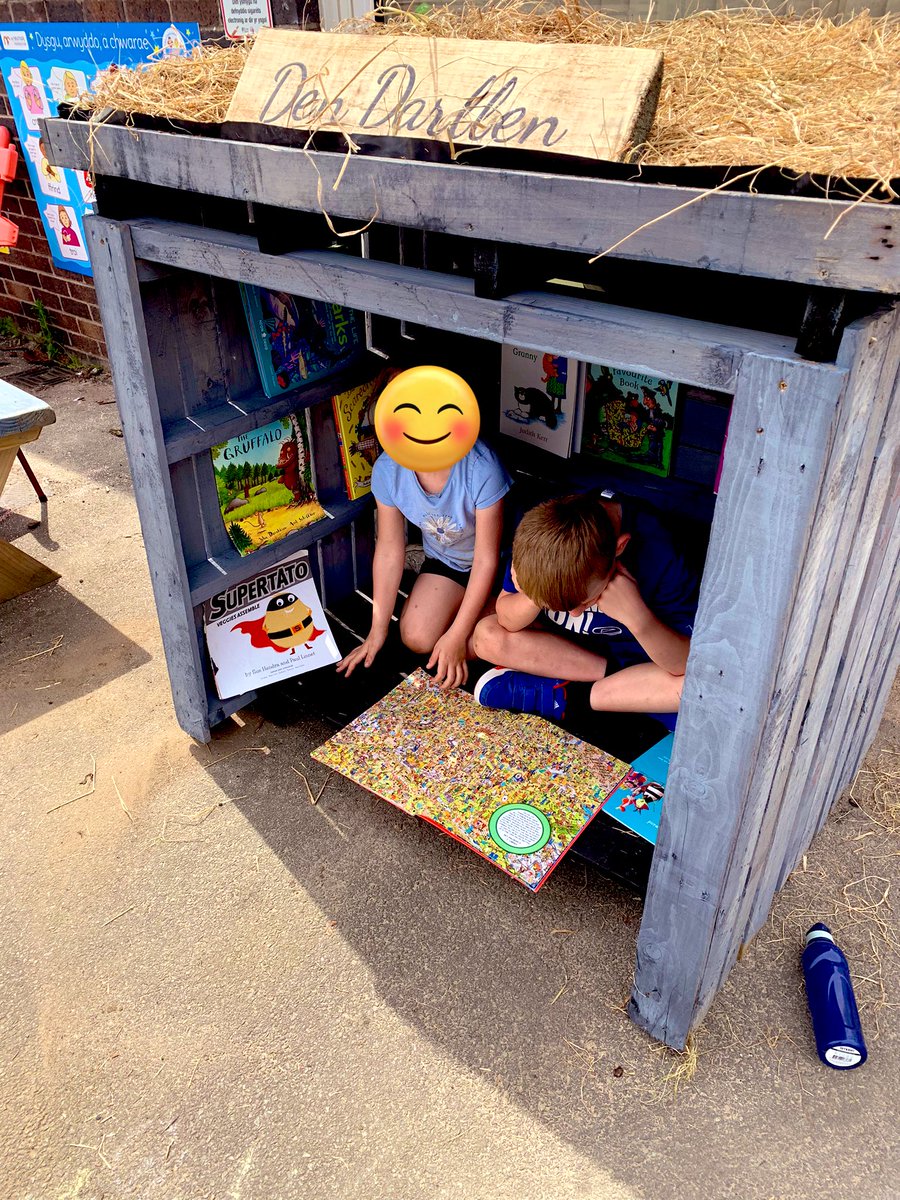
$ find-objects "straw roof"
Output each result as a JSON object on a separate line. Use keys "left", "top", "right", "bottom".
{"left": 82, "top": 5, "right": 900, "bottom": 194}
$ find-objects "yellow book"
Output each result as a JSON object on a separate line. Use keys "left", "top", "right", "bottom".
{"left": 331, "top": 373, "right": 385, "bottom": 501}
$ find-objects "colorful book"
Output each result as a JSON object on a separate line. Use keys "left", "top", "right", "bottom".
{"left": 601, "top": 733, "right": 673, "bottom": 845}
{"left": 203, "top": 550, "right": 340, "bottom": 700}
{"left": 313, "top": 670, "right": 630, "bottom": 892}
{"left": 332, "top": 372, "right": 385, "bottom": 501}
{"left": 580, "top": 364, "right": 679, "bottom": 477}
{"left": 240, "top": 284, "right": 364, "bottom": 398}
{"left": 499, "top": 344, "right": 582, "bottom": 458}
{"left": 211, "top": 412, "right": 327, "bottom": 558}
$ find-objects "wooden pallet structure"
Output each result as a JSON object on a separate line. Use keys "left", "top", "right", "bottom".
{"left": 42, "top": 112, "right": 900, "bottom": 1050}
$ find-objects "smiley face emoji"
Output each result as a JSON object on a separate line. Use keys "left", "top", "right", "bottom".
{"left": 374, "top": 366, "right": 480, "bottom": 472}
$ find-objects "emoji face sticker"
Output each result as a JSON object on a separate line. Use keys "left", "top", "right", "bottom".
{"left": 374, "top": 366, "right": 480, "bottom": 472}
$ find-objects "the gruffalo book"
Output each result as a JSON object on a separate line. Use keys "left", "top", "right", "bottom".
{"left": 204, "top": 550, "right": 340, "bottom": 699}
{"left": 211, "top": 412, "right": 327, "bottom": 557}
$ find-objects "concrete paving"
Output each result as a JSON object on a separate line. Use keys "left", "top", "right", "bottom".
{"left": 1, "top": 362, "right": 898, "bottom": 1200}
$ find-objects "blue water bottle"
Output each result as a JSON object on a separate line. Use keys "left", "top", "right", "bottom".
{"left": 802, "top": 923, "right": 867, "bottom": 1069}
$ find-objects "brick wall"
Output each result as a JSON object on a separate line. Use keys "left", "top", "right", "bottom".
{"left": 0, "top": 0, "right": 224, "bottom": 362}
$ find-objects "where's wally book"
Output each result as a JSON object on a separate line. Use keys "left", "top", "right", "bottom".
{"left": 241, "top": 285, "right": 364, "bottom": 398}
{"left": 313, "top": 670, "right": 630, "bottom": 892}
{"left": 332, "top": 372, "right": 386, "bottom": 501}
{"left": 204, "top": 551, "right": 340, "bottom": 699}
{"left": 600, "top": 733, "right": 673, "bottom": 845}
{"left": 499, "top": 344, "right": 582, "bottom": 458}
{"left": 211, "top": 412, "right": 327, "bottom": 557}
{"left": 580, "top": 364, "right": 679, "bottom": 477}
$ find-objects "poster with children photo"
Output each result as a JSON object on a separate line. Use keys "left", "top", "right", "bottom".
{"left": 580, "top": 364, "right": 680, "bottom": 478}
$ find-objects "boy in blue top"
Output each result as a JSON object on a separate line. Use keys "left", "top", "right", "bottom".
{"left": 337, "top": 376, "right": 511, "bottom": 690}
{"left": 472, "top": 489, "right": 698, "bottom": 725}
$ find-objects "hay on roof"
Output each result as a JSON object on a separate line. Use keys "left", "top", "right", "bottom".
{"left": 81, "top": 5, "right": 900, "bottom": 193}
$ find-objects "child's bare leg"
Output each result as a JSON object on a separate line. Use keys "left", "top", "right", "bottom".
{"left": 472, "top": 613, "right": 607, "bottom": 682}
{"left": 590, "top": 662, "right": 684, "bottom": 713}
{"left": 399, "top": 573, "right": 465, "bottom": 655}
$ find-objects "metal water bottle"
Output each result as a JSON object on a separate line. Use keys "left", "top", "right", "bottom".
{"left": 802, "top": 923, "right": 867, "bottom": 1069}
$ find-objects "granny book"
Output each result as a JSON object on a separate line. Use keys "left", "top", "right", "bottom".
{"left": 203, "top": 550, "right": 340, "bottom": 699}
{"left": 499, "top": 344, "right": 582, "bottom": 458}
{"left": 241, "top": 284, "right": 365, "bottom": 398}
{"left": 211, "top": 412, "right": 327, "bottom": 557}
{"left": 580, "top": 363, "right": 679, "bottom": 477}
{"left": 332, "top": 372, "right": 385, "bottom": 501}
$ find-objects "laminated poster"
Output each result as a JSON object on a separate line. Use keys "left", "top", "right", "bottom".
{"left": 204, "top": 550, "right": 339, "bottom": 700}
{"left": 313, "top": 669, "right": 630, "bottom": 892}
{"left": 0, "top": 22, "right": 199, "bottom": 276}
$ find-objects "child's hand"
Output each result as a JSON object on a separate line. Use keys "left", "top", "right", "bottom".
{"left": 336, "top": 630, "right": 386, "bottom": 678}
{"left": 597, "top": 563, "right": 648, "bottom": 631}
{"left": 427, "top": 630, "right": 468, "bottom": 690}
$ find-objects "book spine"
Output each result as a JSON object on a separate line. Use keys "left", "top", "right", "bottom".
{"left": 332, "top": 395, "right": 357, "bottom": 502}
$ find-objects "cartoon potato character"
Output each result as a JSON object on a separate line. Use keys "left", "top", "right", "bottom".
{"left": 261, "top": 592, "right": 315, "bottom": 651}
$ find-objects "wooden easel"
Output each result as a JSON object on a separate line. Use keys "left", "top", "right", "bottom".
{"left": 0, "top": 378, "right": 58, "bottom": 602}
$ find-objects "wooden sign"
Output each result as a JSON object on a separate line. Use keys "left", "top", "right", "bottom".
{"left": 227, "top": 30, "right": 663, "bottom": 163}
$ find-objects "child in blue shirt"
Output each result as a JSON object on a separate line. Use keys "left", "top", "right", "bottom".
{"left": 338, "top": 438, "right": 511, "bottom": 690}
{"left": 471, "top": 489, "right": 698, "bottom": 725}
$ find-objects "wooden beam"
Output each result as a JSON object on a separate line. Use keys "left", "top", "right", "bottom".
{"left": 85, "top": 215, "right": 212, "bottom": 743}
{"left": 41, "top": 120, "right": 900, "bottom": 293}
{"left": 127, "top": 219, "right": 799, "bottom": 393}
{"left": 629, "top": 350, "right": 848, "bottom": 1048}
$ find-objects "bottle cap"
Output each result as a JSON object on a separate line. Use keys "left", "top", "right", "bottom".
{"left": 805, "top": 923, "right": 834, "bottom": 945}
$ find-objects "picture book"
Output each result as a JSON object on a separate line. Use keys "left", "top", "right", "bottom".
{"left": 211, "top": 412, "right": 327, "bottom": 557}
{"left": 313, "top": 670, "right": 630, "bottom": 892}
{"left": 600, "top": 733, "right": 674, "bottom": 845}
{"left": 240, "top": 284, "right": 364, "bottom": 398}
{"left": 204, "top": 550, "right": 340, "bottom": 700}
{"left": 499, "top": 344, "right": 582, "bottom": 458}
{"left": 332, "top": 372, "right": 385, "bottom": 501}
{"left": 580, "top": 364, "right": 680, "bottom": 477}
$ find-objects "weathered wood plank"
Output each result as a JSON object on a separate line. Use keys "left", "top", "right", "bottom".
{"left": 629, "top": 351, "right": 848, "bottom": 1048}
{"left": 771, "top": 335, "right": 900, "bottom": 888}
{"left": 41, "top": 119, "right": 900, "bottom": 293}
{"left": 738, "top": 308, "right": 900, "bottom": 941}
{"left": 85, "top": 215, "right": 211, "bottom": 743}
{"left": 0, "top": 379, "right": 56, "bottom": 438}
{"left": 128, "top": 220, "right": 799, "bottom": 393}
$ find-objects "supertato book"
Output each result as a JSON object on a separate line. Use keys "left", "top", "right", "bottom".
{"left": 203, "top": 551, "right": 340, "bottom": 699}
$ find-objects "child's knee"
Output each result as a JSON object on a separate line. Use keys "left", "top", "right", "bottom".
{"left": 472, "top": 614, "right": 507, "bottom": 661}
{"left": 400, "top": 614, "right": 437, "bottom": 656}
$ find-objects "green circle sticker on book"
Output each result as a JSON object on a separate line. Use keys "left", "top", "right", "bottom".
{"left": 489, "top": 804, "right": 551, "bottom": 855}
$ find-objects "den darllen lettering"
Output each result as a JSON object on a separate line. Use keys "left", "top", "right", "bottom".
{"left": 258, "top": 61, "right": 568, "bottom": 149}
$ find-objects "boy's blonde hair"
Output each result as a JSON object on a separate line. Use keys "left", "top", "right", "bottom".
{"left": 512, "top": 493, "right": 616, "bottom": 611}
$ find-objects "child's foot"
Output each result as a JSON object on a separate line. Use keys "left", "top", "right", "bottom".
{"left": 474, "top": 668, "right": 568, "bottom": 719}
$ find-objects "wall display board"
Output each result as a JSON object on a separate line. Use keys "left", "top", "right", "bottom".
{"left": 0, "top": 22, "right": 199, "bottom": 275}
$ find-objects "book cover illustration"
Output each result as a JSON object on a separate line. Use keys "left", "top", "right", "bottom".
{"left": 240, "top": 284, "right": 364, "bottom": 398}
{"left": 211, "top": 412, "right": 327, "bottom": 557}
{"left": 580, "top": 364, "right": 679, "bottom": 477}
{"left": 204, "top": 550, "right": 340, "bottom": 700}
{"left": 332, "top": 373, "right": 385, "bottom": 501}
{"left": 499, "top": 344, "right": 581, "bottom": 458}
{"left": 600, "top": 733, "right": 674, "bottom": 845}
{"left": 313, "top": 670, "right": 629, "bottom": 892}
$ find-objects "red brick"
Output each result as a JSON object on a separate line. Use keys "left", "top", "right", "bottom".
{"left": 6, "top": 281, "right": 34, "bottom": 303}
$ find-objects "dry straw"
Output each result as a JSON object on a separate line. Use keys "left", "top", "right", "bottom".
{"left": 82, "top": 4, "right": 899, "bottom": 192}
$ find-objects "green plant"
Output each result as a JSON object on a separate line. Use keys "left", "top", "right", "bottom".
{"left": 61, "top": 352, "right": 86, "bottom": 372}
{"left": 0, "top": 315, "right": 20, "bottom": 340}
{"left": 31, "top": 298, "right": 60, "bottom": 360}
{"left": 227, "top": 522, "right": 253, "bottom": 554}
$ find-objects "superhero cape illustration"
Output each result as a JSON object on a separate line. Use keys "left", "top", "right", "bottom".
{"left": 203, "top": 550, "right": 340, "bottom": 699}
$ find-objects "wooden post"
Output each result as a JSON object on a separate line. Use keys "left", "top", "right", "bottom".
{"left": 629, "top": 350, "right": 850, "bottom": 1048}
{"left": 85, "top": 216, "right": 212, "bottom": 743}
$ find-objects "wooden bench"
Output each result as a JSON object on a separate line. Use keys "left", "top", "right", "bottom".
{"left": 0, "top": 377, "right": 58, "bottom": 601}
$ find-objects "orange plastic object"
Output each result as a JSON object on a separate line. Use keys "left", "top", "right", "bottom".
{"left": 0, "top": 126, "right": 19, "bottom": 248}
